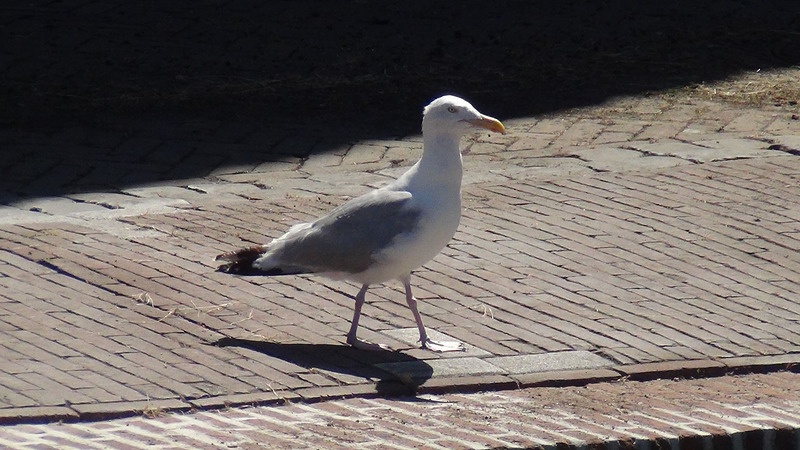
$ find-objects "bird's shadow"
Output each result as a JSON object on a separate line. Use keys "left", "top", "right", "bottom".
{"left": 214, "top": 337, "right": 433, "bottom": 396}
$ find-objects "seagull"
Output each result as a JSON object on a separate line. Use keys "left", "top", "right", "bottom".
{"left": 216, "top": 95, "right": 506, "bottom": 352}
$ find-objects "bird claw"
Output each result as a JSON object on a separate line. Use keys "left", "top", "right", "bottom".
{"left": 348, "top": 337, "right": 391, "bottom": 352}
{"left": 421, "top": 338, "right": 465, "bottom": 352}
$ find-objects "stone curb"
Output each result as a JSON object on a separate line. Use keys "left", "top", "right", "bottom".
{"left": 2, "top": 356, "right": 798, "bottom": 426}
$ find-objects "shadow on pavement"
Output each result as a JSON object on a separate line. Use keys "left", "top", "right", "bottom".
{"left": 213, "top": 337, "right": 432, "bottom": 395}
{"left": 2, "top": 0, "right": 799, "bottom": 201}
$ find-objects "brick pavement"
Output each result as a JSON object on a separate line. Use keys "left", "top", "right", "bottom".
{"left": 4, "top": 2, "right": 800, "bottom": 446}
{"left": 2, "top": 88, "right": 800, "bottom": 448}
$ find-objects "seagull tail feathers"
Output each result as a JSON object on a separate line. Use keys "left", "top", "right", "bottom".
{"left": 215, "top": 245, "right": 306, "bottom": 276}
{"left": 216, "top": 246, "right": 266, "bottom": 274}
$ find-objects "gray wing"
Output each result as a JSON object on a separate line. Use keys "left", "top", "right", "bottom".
{"left": 260, "top": 189, "right": 420, "bottom": 274}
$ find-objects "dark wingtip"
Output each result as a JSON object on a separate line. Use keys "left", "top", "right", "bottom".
{"left": 216, "top": 263, "right": 235, "bottom": 273}
{"left": 215, "top": 245, "right": 265, "bottom": 274}
{"left": 216, "top": 245, "right": 263, "bottom": 262}
{"left": 215, "top": 245, "right": 308, "bottom": 276}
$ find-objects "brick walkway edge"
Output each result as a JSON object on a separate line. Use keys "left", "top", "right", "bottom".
{"left": 0, "top": 371, "right": 798, "bottom": 449}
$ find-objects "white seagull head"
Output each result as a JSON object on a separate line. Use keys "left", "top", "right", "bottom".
{"left": 422, "top": 95, "right": 506, "bottom": 137}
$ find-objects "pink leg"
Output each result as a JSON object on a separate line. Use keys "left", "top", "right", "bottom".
{"left": 346, "top": 285, "right": 389, "bottom": 351}
{"left": 401, "top": 275, "right": 464, "bottom": 352}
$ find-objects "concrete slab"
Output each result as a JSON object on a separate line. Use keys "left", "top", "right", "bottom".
{"left": 376, "top": 357, "right": 503, "bottom": 380}
{"left": 487, "top": 351, "right": 613, "bottom": 374}
{"left": 693, "top": 137, "right": 777, "bottom": 156}
{"left": 569, "top": 146, "right": 690, "bottom": 171}
{"left": 381, "top": 328, "right": 492, "bottom": 357}
{"left": 10, "top": 196, "right": 114, "bottom": 216}
{"left": 630, "top": 138, "right": 777, "bottom": 162}
{"left": 770, "top": 135, "right": 800, "bottom": 151}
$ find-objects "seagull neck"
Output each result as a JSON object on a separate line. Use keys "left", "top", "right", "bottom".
{"left": 414, "top": 133, "right": 463, "bottom": 182}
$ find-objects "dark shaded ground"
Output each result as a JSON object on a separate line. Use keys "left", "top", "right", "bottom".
{"left": 6, "top": 0, "right": 800, "bottom": 127}
{"left": 214, "top": 339, "right": 433, "bottom": 394}
{"left": 1, "top": 0, "right": 799, "bottom": 199}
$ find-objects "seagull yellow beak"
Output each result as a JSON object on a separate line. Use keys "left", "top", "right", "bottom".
{"left": 465, "top": 115, "right": 506, "bottom": 134}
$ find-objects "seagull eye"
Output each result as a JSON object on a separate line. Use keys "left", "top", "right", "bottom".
{"left": 447, "top": 106, "right": 457, "bottom": 113}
